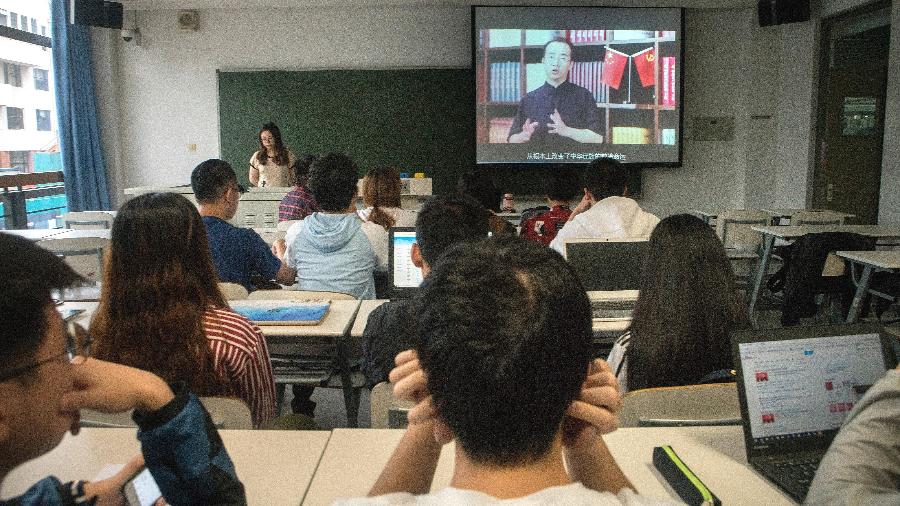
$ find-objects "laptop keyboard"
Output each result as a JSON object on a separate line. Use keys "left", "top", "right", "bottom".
{"left": 757, "top": 455, "right": 822, "bottom": 501}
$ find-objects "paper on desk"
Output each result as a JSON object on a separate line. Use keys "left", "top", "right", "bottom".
{"left": 94, "top": 463, "right": 125, "bottom": 481}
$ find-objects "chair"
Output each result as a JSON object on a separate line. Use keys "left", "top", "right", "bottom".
{"left": 277, "top": 219, "right": 300, "bottom": 232}
{"left": 790, "top": 210, "right": 845, "bottom": 226}
{"left": 247, "top": 289, "right": 356, "bottom": 300}
{"left": 60, "top": 211, "right": 115, "bottom": 230}
{"left": 80, "top": 397, "right": 254, "bottom": 429}
{"left": 218, "top": 282, "right": 249, "bottom": 300}
{"left": 715, "top": 209, "right": 770, "bottom": 252}
{"left": 618, "top": 383, "right": 741, "bottom": 427}
{"left": 37, "top": 237, "right": 109, "bottom": 282}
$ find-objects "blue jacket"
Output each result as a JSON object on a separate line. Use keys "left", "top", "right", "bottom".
{"left": 3, "top": 385, "right": 245, "bottom": 505}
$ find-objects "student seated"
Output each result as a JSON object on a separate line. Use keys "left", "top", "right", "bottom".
{"left": 521, "top": 167, "right": 580, "bottom": 246}
{"left": 456, "top": 170, "right": 516, "bottom": 236}
{"left": 550, "top": 157, "right": 659, "bottom": 254}
{"left": 607, "top": 214, "right": 750, "bottom": 393}
{"left": 191, "top": 158, "right": 295, "bottom": 291}
{"left": 285, "top": 153, "right": 381, "bottom": 298}
{"left": 806, "top": 362, "right": 900, "bottom": 505}
{"left": 91, "top": 193, "right": 277, "bottom": 427}
{"left": 342, "top": 237, "right": 680, "bottom": 505}
{"left": 279, "top": 154, "right": 320, "bottom": 222}
{"left": 0, "top": 232, "right": 244, "bottom": 505}
{"left": 357, "top": 166, "right": 418, "bottom": 228}
{"left": 361, "top": 195, "right": 489, "bottom": 388}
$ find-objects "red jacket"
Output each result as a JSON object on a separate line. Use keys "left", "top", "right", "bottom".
{"left": 521, "top": 205, "right": 572, "bottom": 246}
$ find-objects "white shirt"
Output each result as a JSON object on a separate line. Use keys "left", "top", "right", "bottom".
{"left": 550, "top": 197, "right": 660, "bottom": 255}
{"left": 334, "top": 483, "right": 684, "bottom": 505}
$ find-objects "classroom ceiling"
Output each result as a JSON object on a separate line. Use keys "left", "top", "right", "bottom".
{"left": 119, "top": 0, "right": 757, "bottom": 10}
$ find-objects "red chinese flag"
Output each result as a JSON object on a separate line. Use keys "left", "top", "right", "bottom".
{"left": 633, "top": 47, "right": 656, "bottom": 87}
{"left": 601, "top": 48, "right": 628, "bottom": 90}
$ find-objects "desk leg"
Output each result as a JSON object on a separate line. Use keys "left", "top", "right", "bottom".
{"left": 846, "top": 265, "right": 873, "bottom": 323}
{"left": 748, "top": 235, "right": 775, "bottom": 322}
{"left": 336, "top": 338, "right": 360, "bottom": 428}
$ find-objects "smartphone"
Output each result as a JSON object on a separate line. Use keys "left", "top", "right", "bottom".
{"left": 122, "top": 468, "right": 163, "bottom": 506}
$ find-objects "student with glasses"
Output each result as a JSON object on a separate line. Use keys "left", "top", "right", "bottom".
{"left": 0, "top": 232, "right": 245, "bottom": 505}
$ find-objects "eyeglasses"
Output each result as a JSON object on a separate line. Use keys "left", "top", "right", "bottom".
{"left": 0, "top": 322, "right": 93, "bottom": 382}
{"left": 260, "top": 136, "right": 274, "bottom": 142}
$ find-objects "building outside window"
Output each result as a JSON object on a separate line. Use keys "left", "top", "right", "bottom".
{"left": 33, "top": 68, "right": 47, "bottom": 90}
{"left": 36, "top": 109, "right": 50, "bottom": 131}
{"left": 2, "top": 62, "right": 22, "bottom": 87}
{"left": 6, "top": 106, "right": 23, "bottom": 129}
{"left": 9, "top": 150, "right": 28, "bottom": 170}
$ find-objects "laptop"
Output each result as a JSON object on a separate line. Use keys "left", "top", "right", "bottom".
{"left": 388, "top": 227, "right": 423, "bottom": 299}
{"left": 564, "top": 238, "right": 648, "bottom": 318}
{"left": 731, "top": 323, "right": 897, "bottom": 503}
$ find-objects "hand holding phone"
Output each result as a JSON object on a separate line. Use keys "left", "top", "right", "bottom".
{"left": 122, "top": 468, "right": 163, "bottom": 506}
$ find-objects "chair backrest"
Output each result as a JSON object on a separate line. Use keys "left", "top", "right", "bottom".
{"left": 219, "top": 282, "right": 249, "bottom": 300}
{"left": 716, "top": 210, "right": 770, "bottom": 251}
{"left": 37, "top": 237, "right": 109, "bottom": 282}
{"left": 619, "top": 383, "right": 741, "bottom": 427}
{"left": 790, "top": 210, "right": 845, "bottom": 226}
{"left": 247, "top": 289, "right": 357, "bottom": 300}
{"left": 61, "top": 211, "right": 115, "bottom": 230}
{"left": 277, "top": 219, "right": 300, "bottom": 232}
{"left": 80, "top": 397, "right": 254, "bottom": 429}
{"left": 369, "top": 381, "right": 414, "bottom": 429}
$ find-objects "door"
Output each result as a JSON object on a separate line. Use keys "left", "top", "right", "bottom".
{"left": 813, "top": 3, "right": 890, "bottom": 224}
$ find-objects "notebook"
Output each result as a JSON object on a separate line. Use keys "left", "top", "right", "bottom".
{"left": 731, "top": 323, "right": 896, "bottom": 502}
{"left": 229, "top": 300, "right": 331, "bottom": 325}
{"left": 388, "top": 227, "right": 423, "bottom": 299}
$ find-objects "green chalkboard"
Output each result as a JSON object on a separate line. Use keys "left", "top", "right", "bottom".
{"left": 217, "top": 68, "right": 474, "bottom": 195}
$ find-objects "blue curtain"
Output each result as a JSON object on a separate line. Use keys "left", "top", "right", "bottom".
{"left": 51, "top": 0, "right": 111, "bottom": 211}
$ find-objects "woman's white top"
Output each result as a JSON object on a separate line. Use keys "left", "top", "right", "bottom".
{"left": 249, "top": 150, "right": 295, "bottom": 187}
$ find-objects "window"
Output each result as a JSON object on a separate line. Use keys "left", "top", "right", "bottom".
{"left": 31, "top": 19, "right": 37, "bottom": 33}
{"left": 36, "top": 110, "right": 51, "bottom": 131}
{"left": 41, "top": 25, "right": 46, "bottom": 36}
{"left": 9, "top": 13, "right": 16, "bottom": 30}
{"left": 9, "top": 151, "right": 29, "bottom": 170}
{"left": 7, "top": 107, "right": 24, "bottom": 129}
{"left": 0, "top": 10, "right": 8, "bottom": 27}
{"left": 20, "top": 15, "right": 27, "bottom": 31}
{"left": 33, "top": 68, "right": 48, "bottom": 91}
{"left": 2, "top": 63, "right": 22, "bottom": 87}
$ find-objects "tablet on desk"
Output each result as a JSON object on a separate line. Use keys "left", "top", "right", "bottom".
{"left": 229, "top": 300, "right": 331, "bottom": 325}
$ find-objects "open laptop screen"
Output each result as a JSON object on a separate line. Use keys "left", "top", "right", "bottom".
{"left": 737, "top": 331, "right": 887, "bottom": 447}
{"left": 389, "top": 228, "right": 423, "bottom": 294}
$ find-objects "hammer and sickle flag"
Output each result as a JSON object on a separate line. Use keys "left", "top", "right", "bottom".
{"left": 632, "top": 47, "right": 656, "bottom": 87}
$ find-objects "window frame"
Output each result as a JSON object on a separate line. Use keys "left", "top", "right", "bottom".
{"left": 7, "top": 107, "right": 24, "bottom": 129}
{"left": 36, "top": 109, "right": 51, "bottom": 131}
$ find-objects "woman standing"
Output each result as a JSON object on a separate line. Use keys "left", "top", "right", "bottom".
{"left": 249, "top": 122, "right": 295, "bottom": 187}
{"left": 90, "top": 192, "right": 277, "bottom": 427}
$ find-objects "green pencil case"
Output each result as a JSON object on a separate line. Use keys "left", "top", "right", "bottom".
{"left": 652, "top": 445, "right": 721, "bottom": 506}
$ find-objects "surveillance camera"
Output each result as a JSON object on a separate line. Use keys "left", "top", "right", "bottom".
{"left": 121, "top": 28, "right": 139, "bottom": 43}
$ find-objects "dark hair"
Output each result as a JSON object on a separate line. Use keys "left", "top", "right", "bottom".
{"left": 307, "top": 153, "right": 359, "bottom": 212}
{"left": 291, "top": 154, "right": 318, "bottom": 187}
{"left": 543, "top": 37, "right": 574, "bottom": 58}
{"left": 191, "top": 159, "right": 237, "bottom": 204}
{"left": 545, "top": 168, "right": 580, "bottom": 202}
{"left": 627, "top": 214, "right": 750, "bottom": 390}
{"left": 583, "top": 157, "right": 629, "bottom": 200}
{"left": 415, "top": 195, "right": 490, "bottom": 265}
{"left": 256, "top": 122, "right": 289, "bottom": 167}
{"left": 456, "top": 170, "right": 502, "bottom": 212}
{"left": 0, "top": 233, "right": 82, "bottom": 372}
{"left": 91, "top": 193, "right": 229, "bottom": 396}
{"left": 417, "top": 236, "right": 592, "bottom": 465}
{"left": 362, "top": 167, "right": 402, "bottom": 230}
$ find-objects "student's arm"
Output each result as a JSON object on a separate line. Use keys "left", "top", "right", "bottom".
{"left": 208, "top": 321, "right": 278, "bottom": 427}
{"left": 271, "top": 238, "right": 297, "bottom": 284}
{"left": 562, "top": 359, "right": 634, "bottom": 493}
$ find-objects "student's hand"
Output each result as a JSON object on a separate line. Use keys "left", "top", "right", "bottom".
{"left": 389, "top": 350, "right": 453, "bottom": 445}
{"left": 509, "top": 119, "right": 538, "bottom": 143}
{"left": 82, "top": 455, "right": 144, "bottom": 506}
{"left": 271, "top": 239, "right": 287, "bottom": 259}
{"left": 547, "top": 109, "right": 571, "bottom": 138}
{"left": 569, "top": 190, "right": 592, "bottom": 220}
{"left": 61, "top": 358, "right": 175, "bottom": 424}
{"left": 562, "top": 359, "right": 622, "bottom": 450}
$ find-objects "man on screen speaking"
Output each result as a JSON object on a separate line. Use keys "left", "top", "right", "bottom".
{"left": 507, "top": 38, "right": 603, "bottom": 145}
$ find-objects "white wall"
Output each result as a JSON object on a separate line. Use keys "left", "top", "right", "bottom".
{"left": 879, "top": 1, "right": 900, "bottom": 226}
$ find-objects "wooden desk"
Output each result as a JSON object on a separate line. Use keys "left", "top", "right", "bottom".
{"left": 691, "top": 209, "right": 718, "bottom": 225}
{"left": 0, "top": 428, "right": 331, "bottom": 505}
{"left": 761, "top": 208, "right": 854, "bottom": 225}
{"left": 747, "top": 225, "right": 900, "bottom": 321}
{"left": 52, "top": 229, "right": 112, "bottom": 240}
{"left": 2, "top": 228, "right": 67, "bottom": 241}
{"left": 302, "top": 426, "right": 794, "bottom": 505}
{"left": 836, "top": 250, "right": 900, "bottom": 323}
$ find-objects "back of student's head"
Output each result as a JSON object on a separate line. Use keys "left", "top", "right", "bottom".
{"left": 0, "top": 233, "right": 81, "bottom": 374}
{"left": 456, "top": 170, "right": 502, "bottom": 212}
{"left": 363, "top": 166, "right": 403, "bottom": 229}
{"left": 583, "top": 157, "right": 629, "bottom": 200}
{"left": 416, "top": 236, "right": 592, "bottom": 465}
{"left": 92, "top": 192, "right": 228, "bottom": 396}
{"left": 308, "top": 153, "right": 359, "bottom": 212}
{"left": 291, "top": 154, "right": 318, "bottom": 187}
{"left": 628, "top": 214, "right": 749, "bottom": 390}
{"left": 415, "top": 195, "right": 490, "bottom": 265}
{"left": 545, "top": 167, "right": 580, "bottom": 202}
{"left": 191, "top": 159, "right": 237, "bottom": 204}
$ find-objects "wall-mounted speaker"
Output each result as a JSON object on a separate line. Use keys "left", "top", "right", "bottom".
{"left": 69, "top": 0, "right": 123, "bottom": 29}
{"left": 758, "top": 0, "right": 811, "bottom": 27}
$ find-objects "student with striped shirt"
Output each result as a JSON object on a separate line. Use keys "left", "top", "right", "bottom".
{"left": 91, "top": 192, "right": 277, "bottom": 427}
